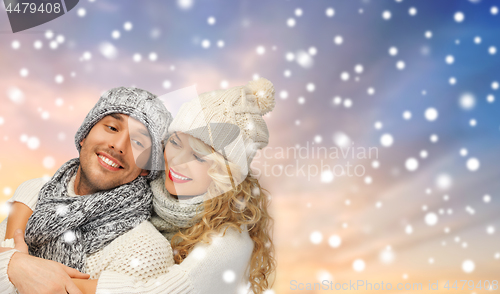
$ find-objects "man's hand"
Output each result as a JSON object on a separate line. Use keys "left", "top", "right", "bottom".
{"left": 7, "top": 229, "right": 90, "bottom": 294}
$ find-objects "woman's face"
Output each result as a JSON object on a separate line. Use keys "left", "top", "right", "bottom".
{"left": 163, "top": 132, "right": 213, "bottom": 197}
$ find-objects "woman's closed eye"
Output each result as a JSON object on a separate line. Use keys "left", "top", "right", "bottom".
{"left": 170, "top": 137, "right": 180, "bottom": 147}
{"left": 193, "top": 153, "right": 206, "bottom": 163}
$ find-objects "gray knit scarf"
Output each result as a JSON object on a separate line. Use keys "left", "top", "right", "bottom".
{"left": 149, "top": 172, "right": 205, "bottom": 242}
{"left": 25, "top": 158, "right": 153, "bottom": 272}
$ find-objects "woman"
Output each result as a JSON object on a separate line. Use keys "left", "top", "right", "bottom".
{"left": 2, "top": 77, "right": 277, "bottom": 294}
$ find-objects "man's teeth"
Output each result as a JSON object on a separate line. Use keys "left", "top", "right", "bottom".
{"left": 171, "top": 171, "right": 190, "bottom": 180}
{"left": 98, "top": 155, "right": 120, "bottom": 168}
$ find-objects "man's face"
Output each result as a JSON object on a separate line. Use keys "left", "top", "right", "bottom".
{"left": 78, "top": 113, "right": 152, "bottom": 192}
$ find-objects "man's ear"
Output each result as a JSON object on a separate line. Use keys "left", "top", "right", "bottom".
{"left": 80, "top": 138, "right": 85, "bottom": 147}
{"left": 140, "top": 169, "right": 150, "bottom": 177}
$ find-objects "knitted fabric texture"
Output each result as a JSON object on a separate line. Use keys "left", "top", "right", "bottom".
{"left": 84, "top": 221, "right": 174, "bottom": 282}
{"left": 74, "top": 87, "right": 173, "bottom": 181}
{"left": 149, "top": 172, "right": 204, "bottom": 242}
{"left": 168, "top": 77, "right": 276, "bottom": 179}
{"left": 24, "top": 158, "right": 153, "bottom": 273}
{"left": 1, "top": 178, "right": 174, "bottom": 285}
{"left": 0, "top": 177, "right": 253, "bottom": 294}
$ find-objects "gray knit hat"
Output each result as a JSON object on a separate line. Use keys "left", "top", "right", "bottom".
{"left": 74, "top": 87, "right": 173, "bottom": 181}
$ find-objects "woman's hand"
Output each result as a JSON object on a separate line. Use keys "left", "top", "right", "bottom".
{"left": 72, "top": 278, "right": 98, "bottom": 294}
{"left": 6, "top": 229, "right": 90, "bottom": 294}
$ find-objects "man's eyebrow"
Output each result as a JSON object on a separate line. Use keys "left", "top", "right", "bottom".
{"left": 109, "top": 113, "right": 123, "bottom": 121}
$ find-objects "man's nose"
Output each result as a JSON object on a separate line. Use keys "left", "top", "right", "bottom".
{"left": 109, "top": 132, "right": 129, "bottom": 154}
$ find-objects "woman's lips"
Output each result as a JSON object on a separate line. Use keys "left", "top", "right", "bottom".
{"left": 168, "top": 168, "right": 192, "bottom": 183}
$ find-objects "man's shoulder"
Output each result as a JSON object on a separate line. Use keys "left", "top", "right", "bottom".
{"left": 9, "top": 177, "right": 48, "bottom": 210}
{"left": 16, "top": 177, "right": 48, "bottom": 192}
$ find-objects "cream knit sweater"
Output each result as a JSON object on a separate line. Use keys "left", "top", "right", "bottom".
{"left": 0, "top": 178, "right": 254, "bottom": 294}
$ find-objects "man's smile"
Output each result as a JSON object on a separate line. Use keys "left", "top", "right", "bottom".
{"left": 96, "top": 152, "right": 124, "bottom": 171}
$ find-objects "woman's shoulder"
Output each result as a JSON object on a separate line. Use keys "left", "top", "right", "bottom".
{"left": 216, "top": 224, "right": 252, "bottom": 242}
{"left": 195, "top": 225, "right": 254, "bottom": 254}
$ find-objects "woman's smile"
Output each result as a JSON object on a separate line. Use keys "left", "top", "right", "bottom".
{"left": 168, "top": 167, "right": 193, "bottom": 183}
{"left": 163, "top": 132, "right": 213, "bottom": 195}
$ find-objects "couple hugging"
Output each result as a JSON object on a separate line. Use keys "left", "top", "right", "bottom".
{"left": 0, "top": 77, "right": 276, "bottom": 294}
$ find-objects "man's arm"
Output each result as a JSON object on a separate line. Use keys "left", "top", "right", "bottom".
{"left": 5, "top": 202, "right": 33, "bottom": 239}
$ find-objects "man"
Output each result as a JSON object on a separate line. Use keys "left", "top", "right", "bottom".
{"left": 0, "top": 86, "right": 172, "bottom": 294}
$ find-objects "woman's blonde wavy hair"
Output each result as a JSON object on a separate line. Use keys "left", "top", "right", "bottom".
{"left": 169, "top": 134, "right": 276, "bottom": 293}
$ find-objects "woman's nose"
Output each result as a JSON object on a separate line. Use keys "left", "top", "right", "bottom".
{"left": 169, "top": 150, "right": 193, "bottom": 167}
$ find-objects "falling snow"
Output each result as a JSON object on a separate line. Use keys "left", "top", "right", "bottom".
{"left": 380, "top": 134, "right": 394, "bottom": 147}
{"left": 405, "top": 157, "right": 419, "bottom": 171}
{"left": 310, "top": 231, "right": 323, "bottom": 244}
{"left": 1, "top": 2, "right": 499, "bottom": 288}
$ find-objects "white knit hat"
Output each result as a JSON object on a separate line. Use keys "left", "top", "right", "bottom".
{"left": 168, "top": 77, "right": 275, "bottom": 179}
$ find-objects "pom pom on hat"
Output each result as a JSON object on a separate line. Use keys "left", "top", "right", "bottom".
{"left": 246, "top": 77, "right": 275, "bottom": 115}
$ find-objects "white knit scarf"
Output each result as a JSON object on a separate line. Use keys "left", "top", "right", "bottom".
{"left": 149, "top": 172, "right": 205, "bottom": 241}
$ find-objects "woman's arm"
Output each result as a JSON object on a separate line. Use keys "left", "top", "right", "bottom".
{"left": 0, "top": 230, "right": 90, "bottom": 294}
{"left": 72, "top": 279, "right": 98, "bottom": 294}
{"left": 4, "top": 202, "right": 32, "bottom": 240}
{"left": 7, "top": 252, "right": 90, "bottom": 294}
{"left": 95, "top": 228, "right": 254, "bottom": 294}
{"left": 85, "top": 221, "right": 174, "bottom": 280}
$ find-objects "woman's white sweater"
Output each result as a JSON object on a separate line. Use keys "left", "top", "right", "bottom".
{"left": 0, "top": 178, "right": 254, "bottom": 294}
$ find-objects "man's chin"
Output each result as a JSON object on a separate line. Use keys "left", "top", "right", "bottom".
{"left": 85, "top": 172, "right": 123, "bottom": 191}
